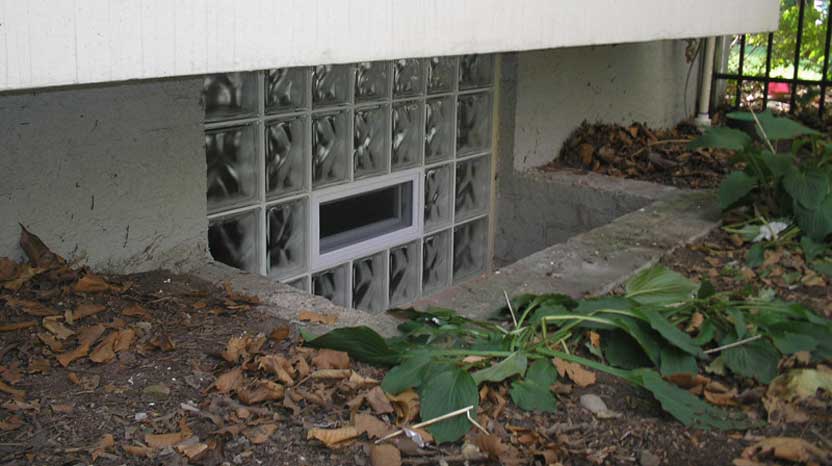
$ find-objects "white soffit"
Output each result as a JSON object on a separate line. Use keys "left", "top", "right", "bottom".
{"left": 0, "top": 0, "right": 779, "bottom": 92}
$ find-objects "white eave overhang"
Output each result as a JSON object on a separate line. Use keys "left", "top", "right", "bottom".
{"left": 0, "top": 0, "right": 779, "bottom": 93}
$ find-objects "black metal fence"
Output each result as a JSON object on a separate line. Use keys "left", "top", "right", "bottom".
{"left": 714, "top": 0, "right": 832, "bottom": 121}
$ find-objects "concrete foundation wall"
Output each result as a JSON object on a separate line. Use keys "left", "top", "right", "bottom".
{"left": 0, "top": 78, "right": 208, "bottom": 273}
{"left": 512, "top": 41, "right": 699, "bottom": 170}
{"left": 494, "top": 41, "right": 696, "bottom": 266}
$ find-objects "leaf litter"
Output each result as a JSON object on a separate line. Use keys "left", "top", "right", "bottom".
{"left": 0, "top": 226, "right": 829, "bottom": 465}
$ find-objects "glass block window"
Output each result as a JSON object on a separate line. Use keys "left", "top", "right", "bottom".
{"left": 203, "top": 55, "right": 495, "bottom": 312}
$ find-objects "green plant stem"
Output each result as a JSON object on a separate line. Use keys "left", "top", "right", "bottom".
{"left": 533, "top": 346, "right": 631, "bottom": 380}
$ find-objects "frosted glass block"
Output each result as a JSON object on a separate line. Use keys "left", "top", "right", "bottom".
{"left": 391, "top": 100, "right": 424, "bottom": 170}
{"left": 266, "top": 115, "right": 308, "bottom": 199}
{"left": 352, "top": 252, "right": 386, "bottom": 312}
{"left": 354, "top": 105, "right": 390, "bottom": 178}
{"left": 203, "top": 72, "right": 258, "bottom": 122}
{"left": 313, "top": 65, "right": 352, "bottom": 108}
{"left": 424, "top": 164, "right": 452, "bottom": 232}
{"left": 453, "top": 217, "right": 488, "bottom": 281}
{"left": 389, "top": 241, "right": 420, "bottom": 307}
{"left": 266, "top": 67, "right": 308, "bottom": 114}
{"left": 208, "top": 209, "right": 259, "bottom": 274}
{"left": 267, "top": 199, "right": 307, "bottom": 279}
{"left": 427, "top": 57, "right": 457, "bottom": 94}
{"left": 355, "top": 62, "right": 390, "bottom": 103}
{"left": 422, "top": 230, "right": 451, "bottom": 294}
{"left": 205, "top": 125, "right": 258, "bottom": 212}
{"left": 459, "top": 55, "right": 494, "bottom": 90}
{"left": 312, "top": 264, "right": 349, "bottom": 307}
{"left": 425, "top": 96, "right": 455, "bottom": 162}
{"left": 286, "top": 275, "right": 309, "bottom": 292}
{"left": 312, "top": 110, "right": 350, "bottom": 188}
{"left": 457, "top": 92, "right": 492, "bottom": 156}
{"left": 455, "top": 155, "right": 490, "bottom": 221}
{"left": 393, "top": 59, "right": 424, "bottom": 98}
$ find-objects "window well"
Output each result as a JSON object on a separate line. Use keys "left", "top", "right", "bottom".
{"left": 319, "top": 181, "right": 413, "bottom": 254}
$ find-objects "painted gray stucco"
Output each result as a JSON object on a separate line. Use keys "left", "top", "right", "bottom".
{"left": 512, "top": 41, "right": 699, "bottom": 170}
{"left": 0, "top": 78, "right": 208, "bottom": 273}
{"left": 494, "top": 41, "right": 698, "bottom": 267}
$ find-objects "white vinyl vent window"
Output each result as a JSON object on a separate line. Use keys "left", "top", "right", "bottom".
{"left": 203, "top": 55, "right": 494, "bottom": 312}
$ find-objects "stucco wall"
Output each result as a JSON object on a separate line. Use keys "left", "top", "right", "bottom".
{"left": 495, "top": 41, "right": 697, "bottom": 266}
{"left": 0, "top": 77, "right": 208, "bottom": 273}
{"left": 512, "top": 41, "right": 699, "bottom": 170}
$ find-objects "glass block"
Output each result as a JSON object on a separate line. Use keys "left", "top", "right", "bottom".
{"left": 453, "top": 217, "right": 488, "bottom": 281}
{"left": 389, "top": 241, "right": 420, "bottom": 307}
{"left": 455, "top": 155, "right": 490, "bottom": 221}
{"left": 205, "top": 125, "right": 258, "bottom": 212}
{"left": 354, "top": 104, "right": 390, "bottom": 178}
{"left": 313, "top": 64, "right": 352, "bottom": 108}
{"left": 312, "top": 264, "right": 349, "bottom": 307}
{"left": 424, "top": 164, "right": 452, "bottom": 232}
{"left": 208, "top": 209, "right": 259, "bottom": 274}
{"left": 457, "top": 92, "right": 492, "bottom": 156}
{"left": 266, "top": 115, "right": 308, "bottom": 199}
{"left": 285, "top": 275, "right": 309, "bottom": 292}
{"left": 355, "top": 62, "right": 390, "bottom": 103}
{"left": 459, "top": 54, "right": 494, "bottom": 90}
{"left": 265, "top": 67, "right": 308, "bottom": 114}
{"left": 393, "top": 59, "right": 424, "bottom": 98}
{"left": 203, "top": 72, "right": 258, "bottom": 122}
{"left": 267, "top": 199, "right": 307, "bottom": 279}
{"left": 312, "top": 110, "right": 350, "bottom": 188}
{"left": 422, "top": 229, "right": 451, "bottom": 295}
{"left": 425, "top": 96, "right": 455, "bottom": 162}
{"left": 391, "top": 100, "right": 424, "bottom": 170}
{"left": 427, "top": 56, "right": 457, "bottom": 94}
{"left": 352, "top": 252, "right": 386, "bottom": 312}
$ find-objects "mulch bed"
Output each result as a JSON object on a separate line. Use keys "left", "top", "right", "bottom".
{"left": 542, "top": 121, "right": 735, "bottom": 189}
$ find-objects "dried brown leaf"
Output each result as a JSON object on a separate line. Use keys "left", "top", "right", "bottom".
{"left": 243, "top": 423, "right": 277, "bottom": 444}
{"left": 370, "top": 444, "right": 401, "bottom": 466}
{"left": 51, "top": 403, "right": 74, "bottom": 414}
{"left": 67, "top": 304, "right": 107, "bottom": 324}
{"left": 38, "top": 332, "right": 65, "bottom": 352}
{"left": 42, "top": 316, "right": 74, "bottom": 340}
{"left": 354, "top": 413, "right": 390, "bottom": 439}
{"left": 90, "top": 434, "right": 114, "bottom": 462}
{"left": 73, "top": 274, "right": 118, "bottom": 294}
{"left": 0, "top": 415, "right": 23, "bottom": 431}
{"left": 77, "top": 324, "right": 106, "bottom": 347}
{"left": 269, "top": 325, "right": 290, "bottom": 342}
{"left": 312, "top": 349, "right": 350, "bottom": 369}
{"left": 554, "top": 358, "right": 596, "bottom": 387}
{"left": 145, "top": 425, "right": 192, "bottom": 449}
{"left": 4, "top": 298, "right": 59, "bottom": 317}
{"left": 27, "top": 358, "right": 50, "bottom": 374}
{"left": 19, "top": 225, "right": 65, "bottom": 269}
{"left": 0, "top": 321, "right": 36, "bottom": 332}
{"left": 387, "top": 389, "right": 420, "bottom": 424}
{"left": 257, "top": 355, "right": 295, "bottom": 385}
{"left": 177, "top": 441, "right": 208, "bottom": 459}
{"left": 122, "top": 444, "right": 154, "bottom": 458}
{"left": 56, "top": 344, "right": 90, "bottom": 367}
{"left": 121, "top": 304, "right": 152, "bottom": 320}
{"left": 365, "top": 386, "right": 394, "bottom": 414}
{"left": 298, "top": 310, "right": 337, "bottom": 325}
{"left": 89, "top": 332, "right": 117, "bottom": 363}
{"left": 307, "top": 426, "right": 359, "bottom": 448}
{"left": 213, "top": 368, "right": 244, "bottom": 394}
{"left": 237, "top": 379, "right": 284, "bottom": 404}
{"left": 113, "top": 328, "right": 135, "bottom": 352}
{"left": 741, "top": 437, "right": 830, "bottom": 464}
{"left": 0, "top": 258, "right": 18, "bottom": 282}
{"left": 310, "top": 369, "right": 352, "bottom": 380}
{"left": 149, "top": 333, "right": 175, "bottom": 352}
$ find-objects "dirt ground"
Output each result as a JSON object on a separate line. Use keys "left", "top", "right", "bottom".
{"left": 1, "top": 226, "right": 830, "bottom": 465}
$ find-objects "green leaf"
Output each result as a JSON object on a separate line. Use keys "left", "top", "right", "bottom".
{"left": 759, "top": 151, "right": 794, "bottom": 179}
{"left": 783, "top": 167, "right": 830, "bottom": 209}
{"left": 610, "top": 316, "right": 662, "bottom": 366}
{"left": 632, "top": 369, "right": 755, "bottom": 430}
{"left": 525, "top": 359, "right": 558, "bottom": 387}
{"left": 625, "top": 266, "right": 699, "bottom": 305}
{"left": 719, "top": 171, "right": 757, "bottom": 210}
{"left": 746, "top": 243, "right": 765, "bottom": 268}
{"left": 812, "top": 260, "right": 832, "bottom": 278}
{"left": 603, "top": 331, "right": 652, "bottom": 369}
{"left": 697, "top": 280, "right": 716, "bottom": 299}
{"left": 692, "top": 320, "right": 716, "bottom": 346}
{"left": 419, "top": 366, "right": 479, "bottom": 444}
{"left": 771, "top": 332, "right": 818, "bottom": 355}
{"left": 688, "top": 127, "right": 752, "bottom": 151}
{"left": 635, "top": 308, "right": 704, "bottom": 357}
{"left": 794, "top": 195, "right": 832, "bottom": 242}
{"left": 800, "top": 237, "right": 828, "bottom": 261}
{"left": 528, "top": 304, "right": 569, "bottom": 327}
{"left": 659, "top": 346, "right": 699, "bottom": 376}
{"left": 721, "top": 337, "right": 780, "bottom": 384}
{"left": 726, "top": 308, "right": 748, "bottom": 338}
{"left": 471, "top": 352, "right": 528, "bottom": 385}
{"left": 509, "top": 380, "right": 558, "bottom": 413}
{"left": 305, "top": 326, "right": 401, "bottom": 366}
{"left": 381, "top": 354, "right": 434, "bottom": 395}
{"left": 727, "top": 110, "right": 820, "bottom": 141}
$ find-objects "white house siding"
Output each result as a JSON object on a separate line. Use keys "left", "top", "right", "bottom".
{"left": 0, "top": 0, "right": 778, "bottom": 93}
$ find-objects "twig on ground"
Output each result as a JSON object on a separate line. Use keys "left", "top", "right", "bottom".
{"left": 375, "top": 405, "right": 486, "bottom": 444}
{"left": 703, "top": 335, "right": 763, "bottom": 355}
{"left": 504, "top": 290, "right": 517, "bottom": 328}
